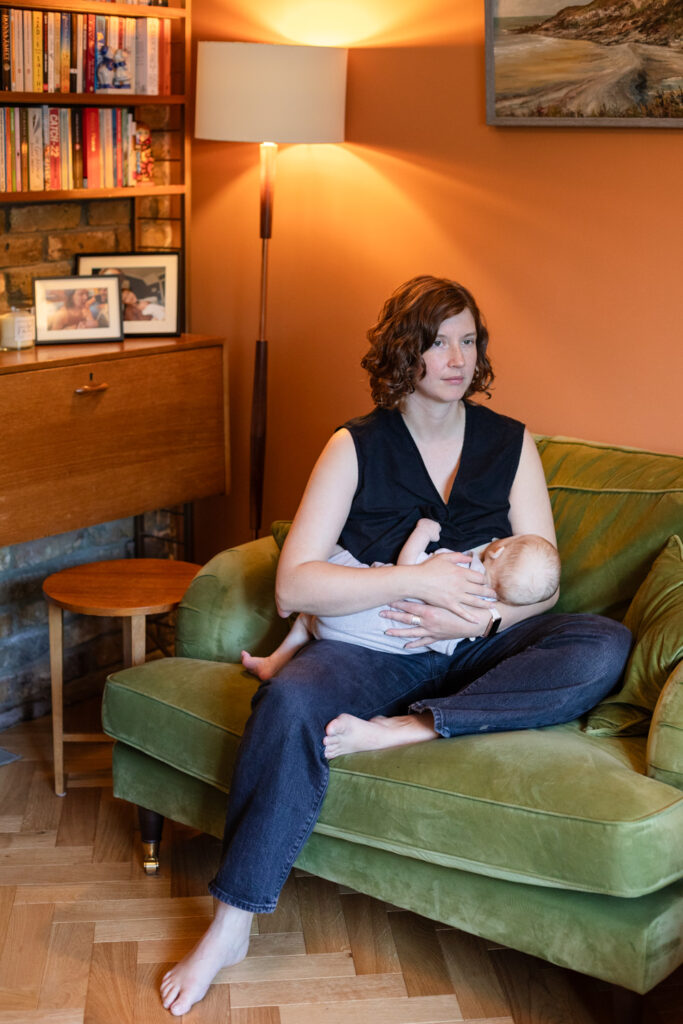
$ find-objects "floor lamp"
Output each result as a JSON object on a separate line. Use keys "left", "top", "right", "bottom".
{"left": 195, "top": 42, "right": 348, "bottom": 539}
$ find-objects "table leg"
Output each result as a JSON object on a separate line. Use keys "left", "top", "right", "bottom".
{"left": 48, "top": 603, "right": 66, "bottom": 797}
{"left": 123, "top": 614, "right": 147, "bottom": 667}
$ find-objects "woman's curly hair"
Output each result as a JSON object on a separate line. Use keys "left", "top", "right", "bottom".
{"left": 361, "top": 275, "right": 494, "bottom": 409}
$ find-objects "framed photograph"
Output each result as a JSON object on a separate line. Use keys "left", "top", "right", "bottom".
{"left": 77, "top": 253, "right": 181, "bottom": 336}
{"left": 34, "top": 276, "right": 123, "bottom": 345}
{"left": 485, "top": 0, "right": 683, "bottom": 127}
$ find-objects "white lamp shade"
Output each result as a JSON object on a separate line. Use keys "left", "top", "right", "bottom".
{"left": 195, "top": 42, "right": 347, "bottom": 144}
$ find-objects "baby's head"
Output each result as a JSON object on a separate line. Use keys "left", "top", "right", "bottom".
{"left": 482, "top": 534, "right": 560, "bottom": 606}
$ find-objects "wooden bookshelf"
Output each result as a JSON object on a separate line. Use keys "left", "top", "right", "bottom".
{"left": 0, "top": 0, "right": 192, "bottom": 320}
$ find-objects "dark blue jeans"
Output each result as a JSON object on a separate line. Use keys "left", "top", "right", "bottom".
{"left": 209, "top": 613, "right": 631, "bottom": 912}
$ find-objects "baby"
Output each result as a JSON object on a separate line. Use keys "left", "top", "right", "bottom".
{"left": 242, "top": 519, "right": 560, "bottom": 681}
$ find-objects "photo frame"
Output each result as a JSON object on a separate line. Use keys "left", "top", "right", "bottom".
{"left": 77, "top": 252, "right": 181, "bottom": 337}
{"left": 485, "top": 0, "right": 683, "bottom": 128}
{"left": 34, "top": 276, "right": 123, "bottom": 345}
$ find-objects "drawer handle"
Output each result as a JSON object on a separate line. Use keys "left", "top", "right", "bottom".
{"left": 74, "top": 382, "right": 109, "bottom": 395}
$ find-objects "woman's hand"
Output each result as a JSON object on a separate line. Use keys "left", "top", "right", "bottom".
{"left": 412, "top": 552, "right": 496, "bottom": 621}
{"left": 380, "top": 601, "right": 490, "bottom": 647}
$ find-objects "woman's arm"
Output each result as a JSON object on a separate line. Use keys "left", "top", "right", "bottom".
{"left": 385, "top": 429, "right": 560, "bottom": 645}
{"left": 276, "top": 430, "right": 495, "bottom": 620}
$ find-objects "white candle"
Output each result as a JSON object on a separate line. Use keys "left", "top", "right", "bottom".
{"left": 0, "top": 309, "right": 36, "bottom": 349}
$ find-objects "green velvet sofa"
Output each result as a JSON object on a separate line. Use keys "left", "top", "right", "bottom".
{"left": 102, "top": 435, "right": 683, "bottom": 996}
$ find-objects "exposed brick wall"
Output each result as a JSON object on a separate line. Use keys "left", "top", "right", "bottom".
{"left": 0, "top": 510, "right": 182, "bottom": 731}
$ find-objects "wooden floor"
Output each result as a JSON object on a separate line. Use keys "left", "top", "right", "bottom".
{"left": 0, "top": 705, "right": 681, "bottom": 1024}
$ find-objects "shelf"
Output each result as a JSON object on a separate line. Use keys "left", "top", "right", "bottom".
{"left": 0, "top": 92, "right": 186, "bottom": 106}
{"left": 0, "top": 184, "right": 186, "bottom": 202}
{"left": 6, "top": 1, "right": 186, "bottom": 19}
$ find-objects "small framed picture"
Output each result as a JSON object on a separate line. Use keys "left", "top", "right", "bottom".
{"left": 77, "top": 252, "right": 181, "bottom": 337}
{"left": 34, "top": 276, "right": 123, "bottom": 345}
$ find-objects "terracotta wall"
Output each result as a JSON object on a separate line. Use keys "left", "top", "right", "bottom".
{"left": 190, "top": 0, "right": 682, "bottom": 558}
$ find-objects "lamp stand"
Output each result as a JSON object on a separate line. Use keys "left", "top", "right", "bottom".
{"left": 250, "top": 142, "right": 277, "bottom": 539}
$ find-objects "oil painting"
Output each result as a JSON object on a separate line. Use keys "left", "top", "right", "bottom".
{"left": 485, "top": 0, "right": 683, "bottom": 126}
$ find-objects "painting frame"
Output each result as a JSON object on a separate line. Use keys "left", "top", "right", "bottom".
{"left": 34, "top": 275, "right": 123, "bottom": 345}
{"left": 485, "top": 0, "right": 683, "bottom": 128}
{"left": 77, "top": 252, "right": 181, "bottom": 337}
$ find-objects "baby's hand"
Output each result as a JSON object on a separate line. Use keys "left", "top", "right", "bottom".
{"left": 414, "top": 518, "right": 441, "bottom": 544}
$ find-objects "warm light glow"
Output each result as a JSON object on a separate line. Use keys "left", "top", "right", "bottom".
{"left": 270, "top": 1, "right": 387, "bottom": 46}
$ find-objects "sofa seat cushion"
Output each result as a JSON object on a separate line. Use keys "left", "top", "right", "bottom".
{"left": 103, "top": 659, "right": 683, "bottom": 900}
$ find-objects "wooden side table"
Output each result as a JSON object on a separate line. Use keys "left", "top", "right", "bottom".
{"left": 43, "top": 558, "right": 201, "bottom": 796}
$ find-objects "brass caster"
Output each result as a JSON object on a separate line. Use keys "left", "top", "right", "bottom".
{"left": 142, "top": 840, "right": 160, "bottom": 875}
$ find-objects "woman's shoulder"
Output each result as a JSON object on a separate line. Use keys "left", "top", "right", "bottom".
{"left": 466, "top": 401, "right": 525, "bottom": 437}
{"left": 337, "top": 406, "right": 398, "bottom": 438}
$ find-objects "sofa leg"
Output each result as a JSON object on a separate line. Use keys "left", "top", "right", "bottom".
{"left": 611, "top": 985, "right": 644, "bottom": 1024}
{"left": 138, "top": 806, "right": 164, "bottom": 875}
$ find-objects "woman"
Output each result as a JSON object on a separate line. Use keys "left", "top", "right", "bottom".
{"left": 161, "top": 276, "right": 630, "bottom": 1016}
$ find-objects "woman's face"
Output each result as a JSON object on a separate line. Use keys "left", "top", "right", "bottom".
{"left": 414, "top": 309, "right": 478, "bottom": 404}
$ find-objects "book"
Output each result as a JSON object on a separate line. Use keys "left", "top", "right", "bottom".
{"left": 41, "top": 104, "right": 49, "bottom": 186}
{"left": 47, "top": 11, "right": 56, "bottom": 93}
{"left": 28, "top": 104, "right": 44, "bottom": 190}
{"left": 48, "top": 106, "right": 60, "bottom": 188}
{"left": 31, "top": 11, "right": 42, "bottom": 93}
{"left": 59, "top": 106, "right": 69, "bottom": 188}
{"left": 85, "top": 14, "right": 95, "bottom": 93}
{"left": 100, "top": 106, "right": 112, "bottom": 187}
{"left": 76, "top": 13, "right": 84, "bottom": 93}
{"left": 42, "top": 12, "right": 48, "bottom": 92}
{"left": 0, "top": 112, "right": 5, "bottom": 191}
{"left": 69, "top": 13, "right": 78, "bottom": 92}
{"left": 60, "top": 12, "right": 71, "bottom": 92}
{"left": 147, "top": 17, "right": 159, "bottom": 95}
{"left": 22, "top": 10, "right": 31, "bottom": 95}
{"left": 11, "top": 8, "right": 23, "bottom": 92}
{"left": 71, "top": 105, "right": 83, "bottom": 187}
{"left": 19, "top": 104, "right": 28, "bottom": 186}
{"left": 135, "top": 19, "right": 147, "bottom": 94}
{"left": 12, "top": 107, "right": 20, "bottom": 190}
{"left": 1, "top": 10, "right": 11, "bottom": 92}
{"left": 83, "top": 105, "right": 100, "bottom": 188}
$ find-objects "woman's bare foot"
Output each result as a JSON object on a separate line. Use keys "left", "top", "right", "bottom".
{"left": 323, "top": 713, "right": 438, "bottom": 759}
{"left": 160, "top": 902, "right": 252, "bottom": 1015}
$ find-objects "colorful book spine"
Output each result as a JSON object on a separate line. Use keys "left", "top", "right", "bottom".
{"left": 1, "top": 10, "right": 11, "bottom": 91}
{"left": 22, "top": 10, "right": 30, "bottom": 93}
{"left": 83, "top": 105, "right": 99, "bottom": 188}
{"left": 0, "top": 111, "right": 5, "bottom": 190}
{"left": 10, "top": 9, "right": 22, "bottom": 92}
{"left": 147, "top": 18, "right": 159, "bottom": 96}
{"left": 19, "top": 103, "right": 28, "bottom": 184}
{"left": 31, "top": 11, "right": 41, "bottom": 93}
{"left": 135, "top": 19, "right": 147, "bottom": 95}
{"left": 85, "top": 14, "right": 95, "bottom": 93}
{"left": 76, "top": 13, "right": 84, "bottom": 93}
{"left": 48, "top": 105, "right": 59, "bottom": 188}
{"left": 60, "top": 13, "right": 70, "bottom": 93}
{"left": 71, "top": 105, "right": 82, "bottom": 187}
{"left": 28, "top": 104, "right": 43, "bottom": 189}
{"left": 12, "top": 106, "right": 20, "bottom": 189}
{"left": 42, "top": 12, "right": 47, "bottom": 92}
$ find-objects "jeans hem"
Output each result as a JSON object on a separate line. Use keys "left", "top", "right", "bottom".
{"left": 410, "top": 699, "right": 449, "bottom": 737}
{"left": 208, "top": 880, "right": 277, "bottom": 915}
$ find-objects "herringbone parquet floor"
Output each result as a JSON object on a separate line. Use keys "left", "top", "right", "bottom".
{"left": 0, "top": 703, "right": 681, "bottom": 1024}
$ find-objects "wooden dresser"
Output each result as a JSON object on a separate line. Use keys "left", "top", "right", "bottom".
{"left": 0, "top": 335, "right": 229, "bottom": 547}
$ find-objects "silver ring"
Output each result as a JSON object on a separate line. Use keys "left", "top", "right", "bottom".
{"left": 411, "top": 614, "right": 422, "bottom": 627}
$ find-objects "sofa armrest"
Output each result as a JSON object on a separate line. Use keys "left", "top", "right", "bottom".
{"left": 647, "top": 660, "right": 683, "bottom": 791}
{"left": 175, "top": 535, "right": 290, "bottom": 664}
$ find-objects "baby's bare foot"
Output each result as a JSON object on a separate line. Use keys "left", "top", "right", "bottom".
{"left": 323, "top": 713, "right": 438, "bottom": 759}
{"left": 160, "top": 903, "right": 252, "bottom": 1015}
{"left": 241, "top": 650, "right": 275, "bottom": 681}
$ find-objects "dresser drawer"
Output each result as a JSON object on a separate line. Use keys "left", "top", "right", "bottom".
{"left": 0, "top": 345, "right": 228, "bottom": 546}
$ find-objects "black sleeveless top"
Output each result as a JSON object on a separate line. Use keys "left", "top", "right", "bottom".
{"left": 337, "top": 403, "right": 525, "bottom": 565}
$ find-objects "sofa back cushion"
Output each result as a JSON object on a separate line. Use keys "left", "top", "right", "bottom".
{"left": 535, "top": 437, "right": 682, "bottom": 620}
